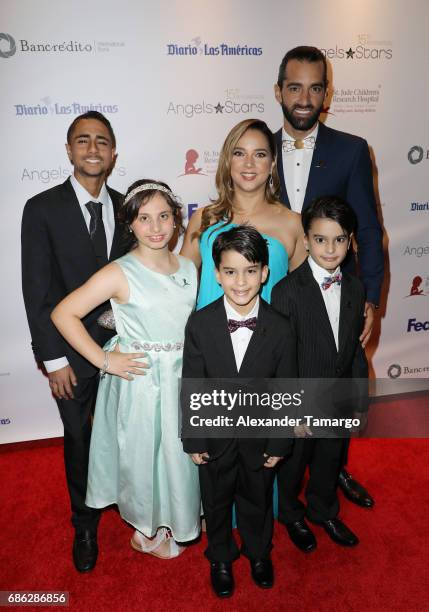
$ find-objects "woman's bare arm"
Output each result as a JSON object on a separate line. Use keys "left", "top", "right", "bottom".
{"left": 180, "top": 207, "right": 204, "bottom": 268}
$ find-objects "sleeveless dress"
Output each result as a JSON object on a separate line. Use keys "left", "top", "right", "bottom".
{"left": 197, "top": 220, "right": 289, "bottom": 519}
{"left": 197, "top": 221, "right": 289, "bottom": 310}
{"left": 86, "top": 253, "right": 201, "bottom": 542}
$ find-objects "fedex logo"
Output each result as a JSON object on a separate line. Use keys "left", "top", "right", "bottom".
{"left": 407, "top": 318, "right": 429, "bottom": 332}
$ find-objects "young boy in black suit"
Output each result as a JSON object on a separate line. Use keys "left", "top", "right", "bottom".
{"left": 271, "top": 196, "right": 368, "bottom": 553}
{"left": 182, "top": 226, "right": 297, "bottom": 598}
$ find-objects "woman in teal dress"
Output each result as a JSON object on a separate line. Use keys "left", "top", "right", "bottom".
{"left": 181, "top": 118, "right": 306, "bottom": 304}
{"left": 181, "top": 119, "right": 307, "bottom": 518}
{"left": 52, "top": 180, "right": 200, "bottom": 559}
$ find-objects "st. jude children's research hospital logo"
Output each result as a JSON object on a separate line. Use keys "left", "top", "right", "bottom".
{"left": 166, "top": 36, "right": 262, "bottom": 56}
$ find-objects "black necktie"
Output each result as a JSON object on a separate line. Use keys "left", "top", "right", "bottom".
{"left": 85, "top": 201, "right": 108, "bottom": 267}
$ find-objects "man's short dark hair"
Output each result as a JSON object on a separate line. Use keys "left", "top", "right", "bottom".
{"left": 212, "top": 225, "right": 269, "bottom": 270}
{"left": 277, "top": 46, "right": 328, "bottom": 88}
{"left": 67, "top": 111, "right": 116, "bottom": 147}
{"left": 302, "top": 196, "right": 357, "bottom": 236}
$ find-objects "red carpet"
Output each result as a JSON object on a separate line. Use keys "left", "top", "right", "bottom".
{"left": 1, "top": 434, "right": 429, "bottom": 610}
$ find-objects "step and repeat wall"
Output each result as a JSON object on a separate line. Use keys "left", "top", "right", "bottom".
{"left": 1, "top": 0, "right": 428, "bottom": 442}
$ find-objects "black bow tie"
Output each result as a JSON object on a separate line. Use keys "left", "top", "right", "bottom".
{"left": 228, "top": 317, "right": 257, "bottom": 333}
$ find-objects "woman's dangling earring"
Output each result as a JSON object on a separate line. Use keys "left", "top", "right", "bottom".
{"left": 268, "top": 174, "right": 273, "bottom": 188}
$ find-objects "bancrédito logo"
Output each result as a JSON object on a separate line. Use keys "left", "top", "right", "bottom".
{"left": 0, "top": 33, "right": 16, "bottom": 58}
{"left": 0, "top": 35, "right": 124, "bottom": 57}
{"left": 166, "top": 36, "right": 262, "bottom": 56}
{"left": 387, "top": 363, "right": 429, "bottom": 377}
{"left": 407, "top": 145, "right": 429, "bottom": 164}
{"left": 14, "top": 97, "right": 119, "bottom": 117}
{"left": 387, "top": 364, "right": 401, "bottom": 379}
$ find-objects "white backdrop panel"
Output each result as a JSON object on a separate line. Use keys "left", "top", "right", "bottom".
{"left": 1, "top": 0, "right": 428, "bottom": 442}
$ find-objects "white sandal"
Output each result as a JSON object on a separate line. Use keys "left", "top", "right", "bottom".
{"left": 131, "top": 528, "right": 185, "bottom": 559}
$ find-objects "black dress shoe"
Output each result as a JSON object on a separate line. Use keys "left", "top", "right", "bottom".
{"left": 317, "top": 518, "right": 359, "bottom": 547}
{"left": 210, "top": 562, "right": 234, "bottom": 598}
{"left": 338, "top": 469, "right": 375, "bottom": 508}
{"left": 286, "top": 520, "right": 317, "bottom": 553}
{"left": 73, "top": 529, "right": 98, "bottom": 573}
{"left": 250, "top": 558, "right": 274, "bottom": 589}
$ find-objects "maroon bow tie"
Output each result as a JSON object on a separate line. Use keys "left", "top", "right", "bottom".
{"left": 228, "top": 317, "right": 257, "bottom": 333}
{"left": 321, "top": 273, "right": 342, "bottom": 290}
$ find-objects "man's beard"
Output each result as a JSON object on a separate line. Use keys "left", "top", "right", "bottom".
{"left": 280, "top": 100, "right": 323, "bottom": 132}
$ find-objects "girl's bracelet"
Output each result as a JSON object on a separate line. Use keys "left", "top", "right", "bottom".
{"left": 100, "top": 351, "right": 109, "bottom": 379}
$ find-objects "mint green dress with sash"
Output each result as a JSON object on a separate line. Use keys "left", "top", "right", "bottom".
{"left": 86, "top": 253, "right": 200, "bottom": 542}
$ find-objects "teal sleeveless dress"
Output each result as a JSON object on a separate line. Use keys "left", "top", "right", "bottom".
{"left": 197, "top": 220, "right": 289, "bottom": 309}
{"left": 86, "top": 253, "right": 201, "bottom": 542}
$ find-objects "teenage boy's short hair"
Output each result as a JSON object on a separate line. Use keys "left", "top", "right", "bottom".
{"left": 212, "top": 225, "right": 269, "bottom": 270}
{"left": 302, "top": 196, "right": 357, "bottom": 236}
{"left": 67, "top": 111, "right": 116, "bottom": 147}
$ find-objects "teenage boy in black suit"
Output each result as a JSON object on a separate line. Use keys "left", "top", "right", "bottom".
{"left": 21, "top": 111, "right": 128, "bottom": 572}
{"left": 182, "top": 226, "right": 297, "bottom": 598}
{"left": 272, "top": 196, "right": 368, "bottom": 553}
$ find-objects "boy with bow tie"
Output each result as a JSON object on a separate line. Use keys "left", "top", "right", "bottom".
{"left": 272, "top": 196, "right": 368, "bottom": 552}
{"left": 182, "top": 225, "right": 297, "bottom": 598}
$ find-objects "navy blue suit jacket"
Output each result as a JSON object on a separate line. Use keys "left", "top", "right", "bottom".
{"left": 275, "top": 122, "right": 384, "bottom": 305}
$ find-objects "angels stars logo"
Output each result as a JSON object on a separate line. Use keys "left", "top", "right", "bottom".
{"left": 320, "top": 44, "right": 392, "bottom": 60}
{"left": 167, "top": 98, "right": 264, "bottom": 119}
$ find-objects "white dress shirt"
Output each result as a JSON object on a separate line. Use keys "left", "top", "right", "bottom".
{"left": 44, "top": 175, "right": 115, "bottom": 373}
{"left": 281, "top": 123, "right": 319, "bottom": 213}
{"left": 308, "top": 256, "right": 341, "bottom": 351}
{"left": 224, "top": 296, "right": 259, "bottom": 371}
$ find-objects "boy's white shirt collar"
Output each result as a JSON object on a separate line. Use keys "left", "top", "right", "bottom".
{"left": 70, "top": 173, "right": 109, "bottom": 207}
{"left": 224, "top": 295, "right": 260, "bottom": 320}
{"left": 308, "top": 255, "right": 341, "bottom": 285}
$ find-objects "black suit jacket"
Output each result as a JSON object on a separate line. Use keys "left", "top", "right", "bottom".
{"left": 271, "top": 259, "right": 368, "bottom": 378}
{"left": 181, "top": 297, "right": 297, "bottom": 465}
{"left": 275, "top": 122, "right": 384, "bottom": 305}
{"left": 272, "top": 260, "right": 369, "bottom": 435}
{"left": 21, "top": 177, "right": 125, "bottom": 377}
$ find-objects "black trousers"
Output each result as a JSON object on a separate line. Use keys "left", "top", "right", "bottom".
{"left": 199, "top": 440, "right": 275, "bottom": 563}
{"left": 56, "top": 374, "right": 101, "bottom": 531}
{"left": 277, "top": 438, "right": 344, "bottom": 524}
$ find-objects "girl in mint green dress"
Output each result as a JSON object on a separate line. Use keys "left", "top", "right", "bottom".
{"left": 52, "top": 180, "right": 200, "bottom": 559}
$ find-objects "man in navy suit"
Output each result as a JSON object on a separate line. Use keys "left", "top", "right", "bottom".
{"left": 273, "top": 46, "right": 383, "bottom": 522}
{"left": 21, "top": 111, "right": 125, "bottom": 572}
